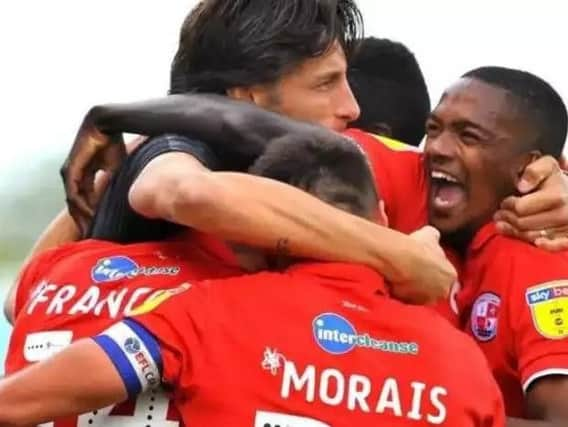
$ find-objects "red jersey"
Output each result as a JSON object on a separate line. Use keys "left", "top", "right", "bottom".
{"left": 97, "top": 262, "right": 505, "bottom": 427}
{"left": 457, "top": 222, "right": 568, "bottom": 417}
{"left": 5, "top": 235, "right": 241, "bottom": 427}
{"left": 344, "top": 128, "right": 428, "bottom": 233}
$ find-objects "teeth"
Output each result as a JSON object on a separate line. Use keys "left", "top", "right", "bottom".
{"left": 431, "top": 171, "right": 458, "bottom": 183}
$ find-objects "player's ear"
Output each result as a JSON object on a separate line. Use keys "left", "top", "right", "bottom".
{"left": 514, "top": 150, "right": 542, "bottom": 183}
{"left": 228, "top": 84, "right": 280, "bottom": 110}
{"left": 226, "top": 86, "right": 255, "bottom": 102}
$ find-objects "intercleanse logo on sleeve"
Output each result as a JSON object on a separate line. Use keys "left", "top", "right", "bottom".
{"left": 312, "top": 313, "right": 419, "bottom": 356}
{"left": 91, "top": 256, "right": 180, "bottom": 284}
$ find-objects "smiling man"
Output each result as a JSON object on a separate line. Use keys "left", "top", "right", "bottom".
{"left": 422, "top": 67, "right": 568, "bottom": 426}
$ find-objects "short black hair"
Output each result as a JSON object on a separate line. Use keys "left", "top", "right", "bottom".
{"left": 348, "top": 37, "right": 430, "bottom": 146}
{"left": 462, "top": 66, "right": 567, "bottom": 158}
{"left": 170, "top": 0, "right": 363, "bottom": 95}
{"left": 248, "top": 135, "right": 378, "bottom": 219}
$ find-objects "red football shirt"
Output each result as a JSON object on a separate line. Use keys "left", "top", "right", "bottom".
{"left": 458, "top": 222, "right": 568, "bottom": 417}
{"left": 108, "top": 262, "right": 504, "bottom": 427}
{"left": 344, "top": 128, "right": 428, "bottom": 233}
{"left": 5, "top": 236, "right": 242, "bottom": 427}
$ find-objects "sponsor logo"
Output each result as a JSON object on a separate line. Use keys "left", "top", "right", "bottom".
{"left": 526, "top": 281, "right": 568, "bottom": 339}
{"left": 91, "top": 256, "right": 180, "bottom": 283}
{"left": 312, "top": 313, "right": 419, "bottom": 355}
{"left": 124, "top": 337, "right": 142, "bottom": 354}
{"left": 24, "top": 330, "right": 73, "bottom": 362}
{"left": 470, "top": 293, "right": 500, "bottom": 342}
{"left": 134, "top": 352, "right": 160, "bottom": 387}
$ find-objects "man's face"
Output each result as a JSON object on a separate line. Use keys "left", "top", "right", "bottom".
{"left": 424, "top": 78, "right": 536, "bottom": 239}
{"left": 248, "top": 42, "right": 360, "bottom": 131}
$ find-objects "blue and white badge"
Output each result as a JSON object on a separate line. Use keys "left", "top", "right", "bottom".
{"left": 92, "top": 256, "right": 140, "bottom": 283}
{"left": 91, "top": 256, "right": 181, "bottom": 284}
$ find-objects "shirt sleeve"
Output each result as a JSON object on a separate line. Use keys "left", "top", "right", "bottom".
{"left": 93, "top": 282, "right": 211, "bottom": 398}
{"left": 509, "top": 250, "right": 568, "bottom": 392}
{"left": 12, "top": 247, "right": 66, "bottom": 320}
{"left": 487, "top": 374, "right": 507, "bottom": 427}
{"left": 88, "top": 134, "right": 219, "bottom": 243}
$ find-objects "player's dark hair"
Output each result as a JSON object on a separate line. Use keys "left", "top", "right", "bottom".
{"left": 463, "top": 66, "right": 567, "bottom": 158}
{"left": 348, "top": 37, "right": 430, "bottom": 146}
{"left": 248, "top": 135, "right": 378, "bottom": 219}
{"left": 169, "top": 0, "right": 363, "bottom": 94}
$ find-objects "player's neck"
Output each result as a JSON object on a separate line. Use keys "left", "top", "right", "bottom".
{"left": 229, "top": 243, "right": 269, "bottom": 272}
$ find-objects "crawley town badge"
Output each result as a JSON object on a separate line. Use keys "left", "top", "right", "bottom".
{"left": 526, "top": 281, "right": 568, "bottom": 339}
{"left": 470, "top": 293, "right": 501, "bottom": 342}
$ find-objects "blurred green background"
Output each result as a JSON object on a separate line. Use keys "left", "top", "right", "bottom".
{"left": 0, "top": 157, "right": 64, "bottom": 371}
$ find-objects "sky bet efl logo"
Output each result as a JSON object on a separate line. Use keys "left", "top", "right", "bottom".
{"left": 312, "top": 313, "right": 419, "bottom": 356}
{"left": 91, "top": 256, "right": 180, "bottom": 284}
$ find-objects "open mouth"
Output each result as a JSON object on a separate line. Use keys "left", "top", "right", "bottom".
{"left": 430, "top": 170, "right": 466, "bottom": 212}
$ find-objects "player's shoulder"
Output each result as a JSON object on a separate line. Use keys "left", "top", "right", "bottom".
{"left": 205, "top": 270, "right": 287, "bottom": 288}
{"left": 343, "top": 128, "right": 422, "bottom": 156}
{"left": 388, "top": 301, "right": 492, "bottom": 366}
{"left": 486, "top": 230, "right": 568, "bottom": 273}
{"left": 474, "top": 226, "right": 568, "bottom": 305}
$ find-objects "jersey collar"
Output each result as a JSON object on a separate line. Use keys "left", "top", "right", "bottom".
{"left": 286, "top": 262, "right": 389, "bottom": 296}
{"left": 175, "top": 230, "right": 240, "bottom": 268}
{"left": 468, "top": 222, "right": 500, "bottom": 254}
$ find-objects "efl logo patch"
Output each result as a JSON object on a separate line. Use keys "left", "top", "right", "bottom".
{"left": 471, "top": 293, "right": 500, "bottom": 342}
{"left": 526, "top": 281, "right": 568, "bottom": 339}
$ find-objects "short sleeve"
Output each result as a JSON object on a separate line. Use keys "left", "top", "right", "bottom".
{"left": 509, "top": 251, "right": 568, "bottom": 392}
{"left": 12, "top": 247, "right": 65, "bottom": 320}
{"left": 486, "top": 373, "right": 506, "bottom": 427}
{"left": 127, "top": 282, "right": 211, "bottom": 390}
{"left": 88, "top": 134, "right": 219, "bottom": 243}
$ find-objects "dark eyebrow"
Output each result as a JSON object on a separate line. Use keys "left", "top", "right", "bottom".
{"left": 313, "top": 70, "right": 343, "bottom": 84}
{"left": 454, "top": 120, "right": 494, "bottom": 138}
{"left": 429, "top": 113, "right": 494, "bottom": 138}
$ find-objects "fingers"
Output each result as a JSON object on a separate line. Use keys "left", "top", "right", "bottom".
{"left": 412, "top": 226, "right": 441, "bottom": 243}
{"left": 535, "top": 237, "right": 568, "bottom": 252}
{"left": 517, "top": 155, "right": 562, "bottom": 194}
{"left": 494, "top": 204, "right": 568, "bottom": 232}
{"left": 500, "top": 189, "right": 568, "bottom": 218}
{"left": 496, "top": 220, "right": 568, "bottom": 249}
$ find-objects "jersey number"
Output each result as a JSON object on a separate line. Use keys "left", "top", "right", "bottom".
{"left": 40, "top": 390, "right": 180, "bottom": 427}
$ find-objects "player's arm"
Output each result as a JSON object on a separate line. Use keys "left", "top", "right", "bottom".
{"left": 60, "top": 94, "right": 340, "bottom": 223}
{"left": 509, "top": 257, "right": 568, "bottom": 425}
{"left": 89, "top": 93, "right": 320, "bottom": 163}
{"left": 0, "top": 339, "right": 127, "bottom": 426}
{"left": 516, "top": 377, "right": 568, "bottom": 425}
{"left": 130, "top": 150, "right": 455, "bottom": 302}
